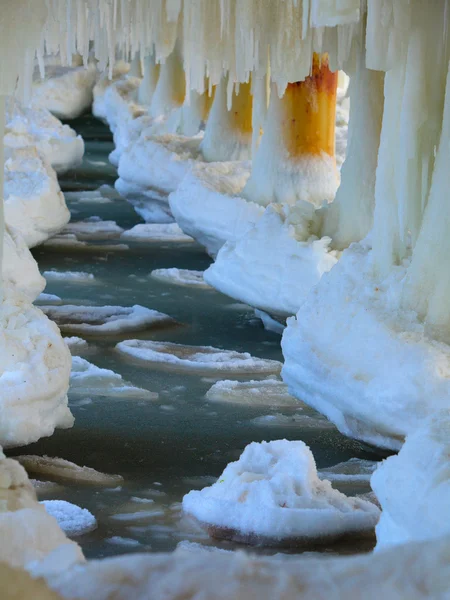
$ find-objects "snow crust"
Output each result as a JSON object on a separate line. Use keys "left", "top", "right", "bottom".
{"left": 183, "top": 440, "right": 379, "bottom": 544}
{"left": 120, "top": 223, "right": 193, "bottom": 243}
{"left": 70, "top": 356, "right": 157, "bottom": 399}
{"left": 40, "top": 304, "right": 175, "bottom": 335}
{"left": 150, "top": 269, "right": 211, "bottom": 289}
{"left": 41, "top": 500, "right": 97, "bottom": 537}
{"left": 205, "top": 378, "right": 298, "bottom": 407}
{"left": 116, "top": 340, "right": 282, "bottom": 375}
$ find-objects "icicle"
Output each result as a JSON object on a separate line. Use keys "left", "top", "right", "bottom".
{"left": 138, "top": 53, "right": 161, "bottom": 107}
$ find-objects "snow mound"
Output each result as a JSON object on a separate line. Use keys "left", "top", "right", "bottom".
{"left": 41, "top": 500, "right": 97, "bottom": 537}
{"left": 116, "top": 340, "right": 282, "bottom": 375}
{"left": 169, "top": 161, "right": 263, "bottom": 257}
{"left": 150, "top": 268, "right": 211, "bottom": 289}
{"left": 205, "top": 378, "right": 298, "bottom": 407}
{"left": 4, "top": 225, "right": 46, "bottom": 301}
{"left": 5, "top": 147, "right": 70, "bottom": 248}
{"left": 16, "top": 455, "right": 123, "bottom": 487}
{"left": 206, "top": 203, "right": 338, "bottom": 317}
{"left": 63, "top": 218, "right": 124, "bottom": 241}
{"left": 40, "top": 304, "right": 176, "bottom": 335}
{"left": 121, "top": 223, "right": 193, "bottom": 243}
{"left": 372, "top": 410, "right": 450, "bottom": 549}
{"left": 183, "top": 440, "right": 380, "bottom": 546}
{"left": 44, "top": 271, "right": 95, "bottom": 282}
{"left": 70, "top": 356, "right": 157, "bottom": 399}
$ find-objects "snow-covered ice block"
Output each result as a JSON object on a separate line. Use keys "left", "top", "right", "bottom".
{"left": 5, "top": 147, "right": 70, "bottom": 248}
{"left": 32, "top": 63, "right": 97, "bottom": 121}
{"left": 205, "top": 378, "right": 298, "bottom": 407}
{"left": 281, "top": 240, "right": 450, "bottom": 450}
{"left": 150, "top": 268, "right": 211, "bottom": 289}
{"left": 169, "top": 161, "right": 264, "bottom": 257}
{"left": 116, "top": 340, "right": 282, "bottom": 375}
{"left": 92, "top": 62, "right": 130, "bottom": 123}
{"left": 63, "top": 218, "right": 124, "bottom": 241}
{"left": 40, "top": 304, "right": 175, "bottom": 335}
{"left": 70, "top": 356, "right": 158, "bottom": 399}
{"left": 0, "top": 285, "right": 72, "bottom": 448}
{"left": 99, "top": 75, "right": 144, "bottom": 132}
{"left": 42, "top": 500, "right": 97, "bottom": 537}
{"left": 16, "top": 455, "right": 123, "bottom": 487}
{"left": 372, "top": 411, "right": 450, "bottom": 549}
{"left": 4, "top": 225, "right": 46, "bottom": 301}
{"left": 206, "top": 203, "right": 338, "bottom": 317}
{"left": 183, "top": 440, "right": 380, "bottom": 546}
{"left": 44, "top": 271, "right": 95, "bottom": 283}
{"left": 121, "top": 223, "right": 193, "bottom": 243}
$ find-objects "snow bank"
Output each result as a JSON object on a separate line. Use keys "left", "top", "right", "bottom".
{"left": 32, "top": 63, "right": 97, "bottom": 121}
{"left": 16, "top": 455, "right": 123, "bottom": 487}
{"left": 116, "top": 340, "right": 281, "bottom": 375}
{"left": 169, "top": 161, "right": 264, "bottom": 257}
{"left": 120, "top": 223, "right": 193, "bottom": 243}
{"left": 40, "top": 304, "right": 175, "bottom": 335}
{"left": 183, "top": 440, "right": 379, "bottom": 545}
{"left": 4, "top": 224, "right": 46, "bottom": 301}
{"left": 5, "top": 147, "right": 70, "bottom": 248}
{"left": 206, "top": 203, "right": 338, "bottom": 316}
{"left": 41, "top": 500, "right": 97, "bottom": 537}
{"left": 150, "top": 268, "right": 211, "bottom": 289}
{"left": 205, "top": 378, "right": 298, "bottom": 407}
{"left": 63, "top": 218, "right": 124, "bottom": 240}
{"left": 281, "top": 240, "right": 450, "bottom": 450}
{"left": 70, "top": 356, "right": 157, "bottom": 399}
{"left": 0, "top": 284, "right": 72, "bottom": 448}
{"left": 372, "top": 411, "right": 450, "bottom": 549}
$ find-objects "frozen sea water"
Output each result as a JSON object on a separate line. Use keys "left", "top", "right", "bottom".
{"left": 9, "top": 114, "right": 384, "bottom": 560}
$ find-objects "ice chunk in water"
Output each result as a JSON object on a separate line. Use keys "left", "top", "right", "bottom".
{"left": 43, "top": 270, "right": 95, "bottom": 282}
{"left": 63, "top": 217, "right": 124, "bottom": 240}
{"left": 205, "top": 378, "right": 299, "bottom": 407}
{"left": 41, "top": 500, "right": 97, "bottom": 537}
{"left": 121, "top": 223, "right": 193, "bottom": 243}
{"left": 150, "top": 268, "right": 212, "bottom": 289}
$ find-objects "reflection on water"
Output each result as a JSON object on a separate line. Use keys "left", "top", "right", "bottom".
{"left": 10, "top": 114, "right": 384, "bottom": 560}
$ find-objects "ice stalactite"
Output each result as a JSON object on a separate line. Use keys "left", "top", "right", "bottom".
{"left": 128, "top": 51, "right": 142, "bottom": 78}
{"left": 243, "top": 53, "right": 338, "bottom": 208}
{"left": 200, "top": 76, "right": 253, "bottom": 162}
{"left": 173, "top": 86, "right": 216, "bottom": 137}
{"left": 137, "top": 53, "right": 160, "bottom": 106}
{"left": 150, "top": 43, "right": 186, "bottom": 119}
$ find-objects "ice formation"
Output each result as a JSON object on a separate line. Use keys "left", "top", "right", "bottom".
{"left": 116, "top": 340, "right": 281, "bottom": 375}
{"left": 40, "top": 304, "right": 176, "bottom": 335}
{"left": 41, "top": 500, "right": 97, "bottom": 537}
{"left": 63, "top": 217, "right": 124, "bottom": 240}
{"left": 120, "top": 223, "right": 193, "bottom": 243}
{"left": 4, "top": 224, "right": 46, "bottom": 300}
{"left": 183, "top": 440, "right": 379, "bottom": 545}
{"left": 150, "top": 268, "right": 211, "bottom": 289}
{"left": 44, "top": 270, "right": 95, "bottom": 283}
{"left": 205, "top": 378, "right": 298, "bottom": 407}
{"left": 16, "top": 455, "right": 123, "bottom": 487}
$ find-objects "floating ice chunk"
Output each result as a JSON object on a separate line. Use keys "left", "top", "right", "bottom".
{"left": 44, "top": 271, "right": 95, "bottom": 282}
{"left": 64, "top": 337, "right": 88, "bottom": 352}
{"left": 70, "top": 356, "right": 157, "bottom": 399}
{"left": 120, "top": 223, "right": 193, "bottom": 243}
{"left": 254, "top": 310, "right": 286, "bottom": 335}
{"left": 110, "top": 510, "right": 165, "bottom": 522}
{"left": 150, "top": 268, "right": 211, "bottom": 289}
{"left": 116, "top": 340, "right": 282, "bottom": 375}
{"left": 319, "top": 459, "right": 378, "bottom": 484}
{"left": 183, "top": 440, "right": 380, "bottom": 546}
{"left": 205, "top": 378, "right": 298, "bottom": 407}
{"left": 43, "top": 233, "right": 129, "bottom": 252}
{"left": 250, "top": 413, "right": 335, "bottom": 429}
{"left": 63, "top": 218, "right": 124, "bottom": 241}
{"left": 41, "top": 500, "right": 97, "bottom": 537}
{"left": 36, "top": 293, "right": 61, "bottom": 304}
{"left": 31, "top": 479, "right": 63, "bottom": 496}
{"left": 40, "top": 304, "right": 175, "bottom": 335}
{"left": 105, "top": 537, "right": 141, "bottom": 547}
{"left": 16, "top": 455, "right": 123, "bottom": 487}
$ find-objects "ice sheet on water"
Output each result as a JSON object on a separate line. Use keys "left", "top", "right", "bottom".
{"left": 63, "top": 217, "right": 124, "bottom": 240}
{"left": 250, "top": 413, "right": 335, "bottom": 429}
{"left": 36, "top": 292, "right": 61, "bottom": 304}
{"left": 116, "top": 340, "right": 282, "bottom": 375}
{"left": 120, "top": 223, "right": 193, "bottom": 243}
{"left": 44, "top": 270, "right": 95, "bottom": 282}
{"left": 40, "top": 304, "right": 176, "bottom": 335}
{"left": 44, "top": 233, "right": 129, "bottom": 252}
{"left": 205, "top": 378, "right": 299, "bottom": 407}
{"left": 64, "top": 337, "right": 88, "bottom": 353}
{"left": 150, "top": 268, "right": 212, "bottom": 289}
{"left": 319, "top": 458, "right": 378, "bottom": 484}
{"left": 70, "top": 356, "right": 158, "bottom": 399}
{"left": 41, "top": 500, "right": 97, "bottom": 537}
{"left": 105, "top": 537, "right": 142, "bottom": 547}
{"left": 16, "top": 455, "right": 123, "bottom": 487}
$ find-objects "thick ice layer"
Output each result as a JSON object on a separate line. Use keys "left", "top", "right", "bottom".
{"left": 0, "top": 284, "right": 73, "bottom": 448}
{"left": 44, "top": 271, "right": 95, "bottom": 283}
{"left": 70, "top": 356, "right": 157, "bottom": 399}
{"left": 5, "top": 147, "right": 70, "bottom": 248}
{"left": 32, "top": 63, "right": 97, "bottom": 121}
{"left": 183, "top": 440, "right": 379, "bottom": 545}
{"left": 205, "top": 378, "right": 298, "bottom": 407}
{"left": 206, "top": 203, "right": 338, "bottom": 316}
{"left": 281, "top": 240, "right": 450, "bottom": 450}
{"left": 41, "top": 500, "right": 97, "bottom": 537}
{"left": 169, "top": 161, "right": 264, "bottom": 257}
{"left": 16, "top": 455, "right": 123, "bottom": 487}
{"left": 372, "top": 411, "right": 450, "bottom": 549}
{"left": 40, "top": 304, "right": 175, "bottom": 335}
{"left": 116, "top": 340, "right": 282, "bottom": 375}
{"left": 4, "top": 224, "right": 46, "bottom": 300}
{"left": 63, "top": 217, "right": 124, "bottom": 240}
{"left": 150, "top": 269, "right": 211, "bottom": 289}
{"left": 120, "top": 223, "right": 193, "bottom": 243}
